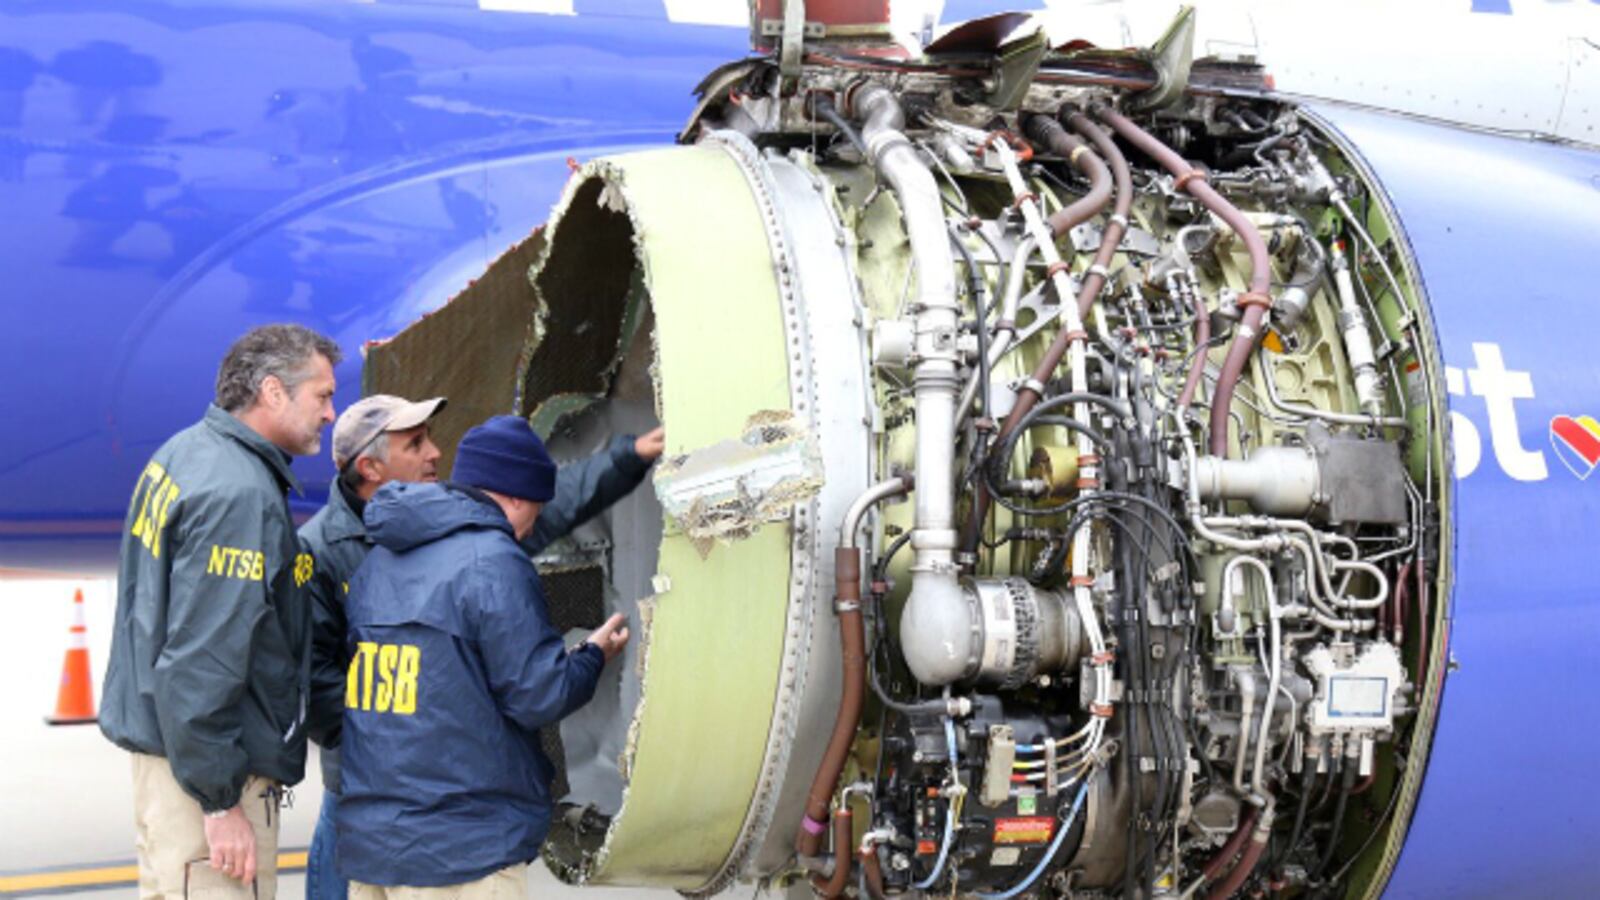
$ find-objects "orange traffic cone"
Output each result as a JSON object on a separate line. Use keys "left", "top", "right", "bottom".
{"left": 45, "top": 588, "right": 97, "bottom": 725}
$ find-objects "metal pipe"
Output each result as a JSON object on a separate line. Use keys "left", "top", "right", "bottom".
{"left": 983, "top": 136, "right": 1112, "bottom": 720}
{"left": 809, "top": 808, "right": 854, "bottom": 898}
{"left": 842, "top": 477, "right": 912, "bottom": 550}
{"left": 993, "top": 112, "right": 1116, "bottom": 444}
{"left": 1231, "top": 666, "right": 1257, "bottom": 797}
{"left": 847, "top": 82, "right": 967, "bottom": 689}
{"left": 1095, "top": 104, "right": 1272, "bottom": 458}
{"left": 1330, "top": 242, "right": 1385, "bottom": 416}
{"left": 1180, "top": 437, "right": 1377, "bottom": 632}
{"left": 1173, "top": 272, "right": 1211, "bottom": 412}
{"left": 860, "top": 830, "right": 890, "bottom": 900}
{"left": 1227, "top": 556, "right": 1283, "bottom": 798}
{"left": 799, "top": 477, "right": 909, "bottom": 857}
{"left": 1255, "top": 348, "right": 1408, "bottom": 429}
{"left": 958, "top": 235, "right": 1036, "bottom": 421}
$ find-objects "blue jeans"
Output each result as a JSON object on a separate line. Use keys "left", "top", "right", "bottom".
{"left": 306, "top": 790, "right": 348, "bottom": 900}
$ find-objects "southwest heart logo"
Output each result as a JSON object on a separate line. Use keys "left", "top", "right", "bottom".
{"left": 1550, "top": 415, "right": 1600, "bottom": 480}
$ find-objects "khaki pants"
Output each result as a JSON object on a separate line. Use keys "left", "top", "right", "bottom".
{"left": 349, "top": 864, "right": 528, "bottom": 899}
{"left": 131, "top": 752, "right": 282, "bottom": 900}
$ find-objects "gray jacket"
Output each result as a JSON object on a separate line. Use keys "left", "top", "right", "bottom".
{"left": 100, "top": 405, "right": 313, "bottom": 812}
{"left": 301, "top": 432, "right": 652, "bottom": 791}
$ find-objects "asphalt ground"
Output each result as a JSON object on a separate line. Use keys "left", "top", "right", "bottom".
{"left": 0, "top": 578, "right": 672, "bottom": 899}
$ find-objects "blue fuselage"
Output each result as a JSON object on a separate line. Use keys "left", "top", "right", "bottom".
{"left": 3, "top": 2, "right": 1597, "bottom": 896}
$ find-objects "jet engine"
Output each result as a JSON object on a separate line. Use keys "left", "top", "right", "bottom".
{"left": 368, "top": 40, "right": 1447, "bottom": 900}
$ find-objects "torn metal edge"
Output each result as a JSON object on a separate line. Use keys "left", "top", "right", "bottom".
{"left": 653, "top": 411, "right": 824, "bottom": 554}
{"left": 516, "top": 160, "right": 650, "bottom": 424}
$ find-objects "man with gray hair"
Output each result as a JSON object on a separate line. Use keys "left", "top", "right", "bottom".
{"left": 298, "top": 395, "right": 663, "bottom": 900}
{"left": 101, "top": 323, "right": 341, "bottom": 899}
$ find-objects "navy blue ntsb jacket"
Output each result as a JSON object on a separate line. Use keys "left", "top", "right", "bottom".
{"left": 336, "top": 481, "right": 605, "bottom": 887}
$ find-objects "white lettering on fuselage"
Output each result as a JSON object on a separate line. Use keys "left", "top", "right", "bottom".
{"left": 1446, "top": 342, "right": 1547, "bottom": 481}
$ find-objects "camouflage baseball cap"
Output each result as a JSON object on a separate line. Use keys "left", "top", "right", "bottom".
{"left": 332, "top": 394, "right": 447, "bottom": 469}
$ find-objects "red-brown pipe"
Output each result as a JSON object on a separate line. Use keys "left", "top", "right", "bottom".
{"left": 1201, "top": 807, "right": 1260, "bottom": 884}
{"left": 1093, "top": 105, "right": 1272, "bottom": 457}
{"left": 994, "top": 115, "right": 1115, "bottom": 439}
{"left": 1414, "top": 558, "right": 1429, "bottom": 682}
{"left": 967, "top": 110, "right": 1123, "bottom": 555}
{"left": 1020, "top": 113, "right": 1112, "bottom": 238}
{"left": 809, "top": 809, "right": 855, "bottom": 898}
{"left": 1349, "top": 771, "right": 1378, "bottom": 796}
{"left": 797, "top": 548, "right": 866, "bottom": 858}
{"left": 861, "top": 839, "right": 887, "bottom": 900}
{"left": 1175, "top": 273, "right": 1211, "bottom": 412}
{"left": 1065, "top": 109, "right": 1132, "bottom": 321}
{"left": 1206, "top": 828, "right": 1269, "bottom": 900}
{"left": 1390, "top": 560, "right": 1413, "bottom": 647}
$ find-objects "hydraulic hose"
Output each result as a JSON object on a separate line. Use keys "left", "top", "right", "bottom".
{"left": 994, "top": 114, "right": 1115, "bottom": 444}
{"left": 970, "top": 112, "right": 1120, "bottom": 553}
{"left": 1094, "top": 104, "right": 1272, "bottom": 458}
{"left": 1174, "top": 273, "right": 1211, "bottom": 412}
{"left": 1206, "top": 802, "right": 1274, "bottom": 900}
{"left": 1201, "top": 807, "right": 1260, "bottom": 884}
{"left": 860, "top": 832, "right": 889, "bottom": 900}
{"left": 1312, "top": 765, "right": 1356, "bottom": 882}
{"left": 1020, "top": 113, "right": 1111, "bottom": 238}
{"left": 798, "top": 478, "right": 908, "bottom": 857}
{"left": 950, "top": 224, "right": 991, "bottom": 425}
{"left": 1064, "top": 108, "right": 1133, "bottom": 321}
{"left": 809, "top": 93, "right": 868, "bottom": 157}
{"left": 809, "top": 808, "right": 854, "bottom": 898}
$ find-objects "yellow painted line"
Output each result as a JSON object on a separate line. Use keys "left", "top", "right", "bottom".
{"left": 0, "top": 851, "right": 307, "bottom": 893}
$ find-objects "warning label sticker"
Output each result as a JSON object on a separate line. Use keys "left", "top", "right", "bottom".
{"left": 1403, "top": 359, "right": 1427, "bottom": 408}
{"left": 994, "top": 816, "right": 1055, "bottom": 845}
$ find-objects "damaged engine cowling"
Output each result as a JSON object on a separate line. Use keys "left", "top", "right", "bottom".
{"left": 370, "top": 40, "right": 1448, "bottom": 900}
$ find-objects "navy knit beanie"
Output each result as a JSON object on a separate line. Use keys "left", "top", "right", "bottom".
{"left": 452, "top": 415, "right": 557, "bottom": 502}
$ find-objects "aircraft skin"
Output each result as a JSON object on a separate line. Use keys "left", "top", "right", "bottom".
{"left": 4, "top": 2, "right": 1598, "bottom": 898}
{"left": 0, "top": 0, "right": 747, "bottom": 575}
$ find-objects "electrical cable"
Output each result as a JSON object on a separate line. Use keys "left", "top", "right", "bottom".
{"left": 973, "top": 779, "right": 1092, "bottom": 900}
{"left": 910, "top": 718, "right": 961, "bottom": 891}
{"left": 950, "top": 224, "right": 992, "bottom": 428}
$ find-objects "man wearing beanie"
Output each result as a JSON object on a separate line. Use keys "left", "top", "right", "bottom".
{"left": 333, "top": 415, "right": 636, "bottom": 898}
{"left": 299, "top": 397, "right": 661, "bottom": 900}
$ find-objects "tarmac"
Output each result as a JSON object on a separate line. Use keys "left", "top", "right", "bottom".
{"left": 0, "top": 578, "right": 673, "bottom": 899}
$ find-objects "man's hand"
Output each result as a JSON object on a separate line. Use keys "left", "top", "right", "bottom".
{"left": 203, "top": 805, "right": 257, "bottom": 885}
{"left": 634, "top": 427, "right": 665, "bottom": 463}
{"left": 586, "top": 612, "right": 630, "bottom": 662}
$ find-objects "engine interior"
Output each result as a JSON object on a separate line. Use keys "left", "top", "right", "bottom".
{"left": 369, "top": 36, "right": 1450, "bottom": 900}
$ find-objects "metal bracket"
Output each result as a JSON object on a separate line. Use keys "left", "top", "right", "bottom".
{"left": 1129, "top": 5, "right": 1197, "bottom": 112}
{"left": 988, "top": 27, "right": 1051, "bottom": 111}
{"left": 1012, "top": 282, "right": 1069, "bottom": 346}
{"left": 778, "top": 0, "right": 806, "bottom": 86}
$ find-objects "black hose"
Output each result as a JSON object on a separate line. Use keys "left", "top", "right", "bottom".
{"left": 811, "top": 94, "right": 868, "bottom": 157}
{"left": 867, "top": 531, "right": 944, "bottom": 717}
{"left": 949, "top": 224, "right": 991, "bottom": 426}
{"left": 1312, "top": 763, "right": 1357, "bottom": 882}
{"left": 1278, "top": 759, "right": 1317, "bottom": 872}
{"left": 872, "top": 530, "right": 913, "bottom": 586}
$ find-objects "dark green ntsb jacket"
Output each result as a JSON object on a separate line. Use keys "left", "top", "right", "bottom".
{"left": 100, "top": 405, "right": 315, "bottom": 812}
{"left": 300, "top": 433, "right": 652, "bottom": 792}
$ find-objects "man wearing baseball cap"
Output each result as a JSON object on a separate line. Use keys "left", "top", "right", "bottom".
{"left": 334, "top": 415, "right": 631, "bottom": 898}
{"left": 300, "top": 400, "right": 661, "bottom": 900}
